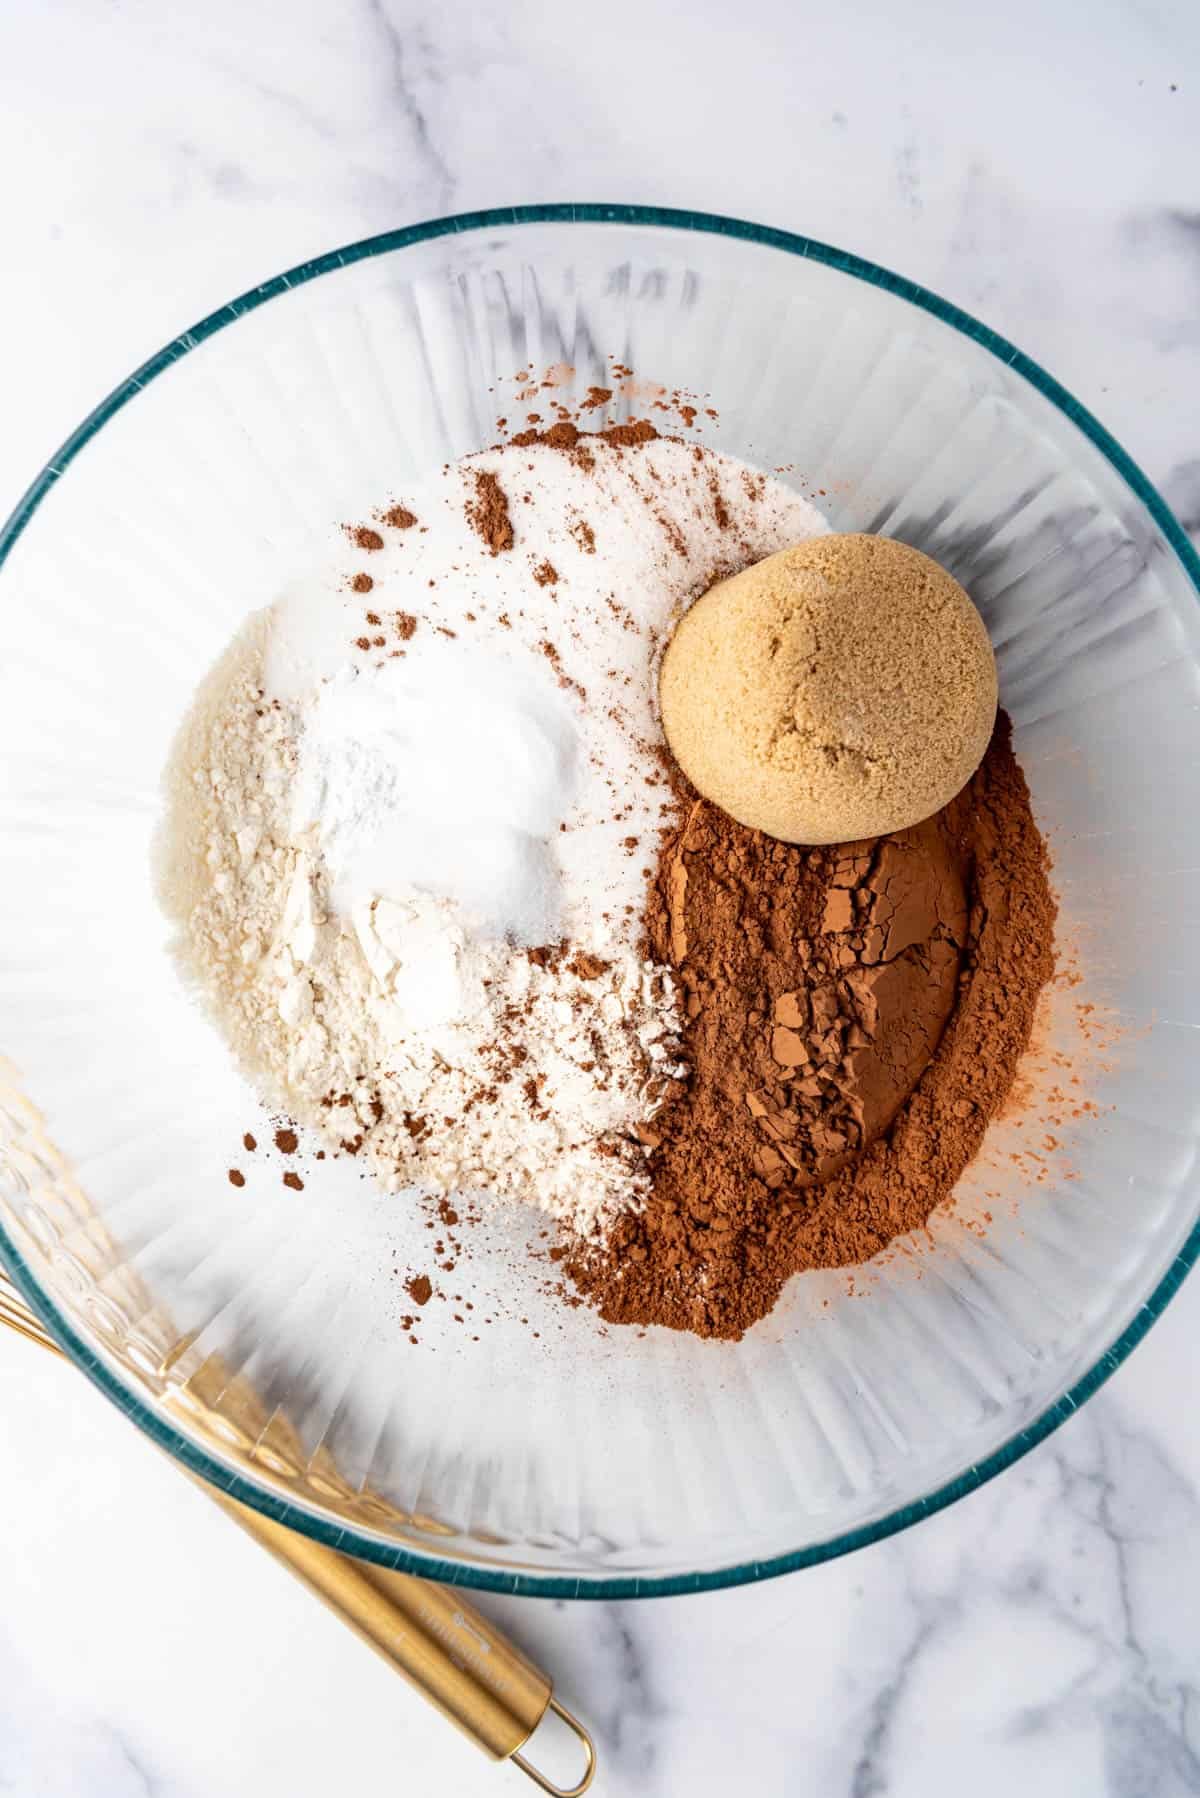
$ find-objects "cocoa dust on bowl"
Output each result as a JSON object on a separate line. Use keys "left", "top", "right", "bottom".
{"left": 157, "top": 380, "right": 1056, "bottom": 1344}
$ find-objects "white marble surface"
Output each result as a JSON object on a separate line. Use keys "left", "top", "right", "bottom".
{"left": 2, "top": 2, "right": 1200, "bottom": 1793}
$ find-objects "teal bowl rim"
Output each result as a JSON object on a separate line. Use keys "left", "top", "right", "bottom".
{"left": 3, "top": 203, "right": 1199, "bottom": 1600}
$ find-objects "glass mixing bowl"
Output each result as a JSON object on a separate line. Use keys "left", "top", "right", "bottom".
{"left": 3, "top": 206, "right": 1199, "bottom": 1598}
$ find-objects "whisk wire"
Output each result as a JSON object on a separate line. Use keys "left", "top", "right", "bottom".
{"left": 0, "top": 1267, "right": 63, "bottom": 1357}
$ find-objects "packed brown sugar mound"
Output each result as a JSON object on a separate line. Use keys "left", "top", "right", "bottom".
{"left": 565, "top": 713, "right": 1055, "bottom": 1339}
{"left": 659, "top": 534, "right": 998, "bottom": 844}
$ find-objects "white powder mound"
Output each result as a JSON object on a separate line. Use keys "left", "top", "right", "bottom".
{"left": 159, "top": 434, "right": 827, "bottom": 1236}
{"left": 292, "top": 642, "right": 577, "bottom": 944}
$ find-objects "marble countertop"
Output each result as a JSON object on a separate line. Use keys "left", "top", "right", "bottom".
{"left": 2, "top": 3, "right": 1199, "bottom": 1794}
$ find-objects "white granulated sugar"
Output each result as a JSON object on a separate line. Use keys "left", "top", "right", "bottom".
{"left": 159, "top": 434, "right": 827, "bottom": 1237}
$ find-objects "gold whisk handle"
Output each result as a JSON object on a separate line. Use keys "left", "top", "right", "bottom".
{"left": 0, "top": 1269, "right": 594, "bottom": 1795}
{"left": 208, "top": 1489, "right": 594, "bottom": 1794}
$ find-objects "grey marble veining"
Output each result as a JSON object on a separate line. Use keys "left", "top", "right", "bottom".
{"left": 1, "top": 2, "right": 1199, "bottom": 1794}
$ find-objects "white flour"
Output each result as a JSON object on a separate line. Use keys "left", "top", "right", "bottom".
{"left": 158, "top": 436, "right": 827, "bottom": 1235}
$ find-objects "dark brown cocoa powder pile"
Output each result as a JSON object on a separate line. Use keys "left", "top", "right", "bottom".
{"left": 565, "top": 713, "right": 1056, "bottom": 1340}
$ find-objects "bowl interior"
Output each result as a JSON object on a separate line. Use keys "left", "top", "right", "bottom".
{"left": 3, "top": 210, "right": 1199, "bottom": 1595}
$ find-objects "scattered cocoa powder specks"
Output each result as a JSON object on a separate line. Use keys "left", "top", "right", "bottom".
{"left": 395, "top": 612, "right": 418, "bottom": 640}
{"left": 365, "top": 610, "right": 381, "bottom": 625}
{"left": 538, "top": 638, "right": 587, "bottom": 701}
{"left": 283, "top": 1171, "right": 304, "bottom": 1191}
{"left": 406, "top": 1273, "right": 433, "bottom": 1306}
{"left": 602, "top": 419, "right": 659, "bottom": 447}
{"left": 382, "top": 504, "right": 418, "bottom": 530}
{"left": 567, "top": 952, "right": 610, "bottom": 981}
{"left": 350, "top": 573, "right": 374, "bottom": 594}
{"left": 242, "top": 1133, "right": 257, "bottom": 1152}
{"left": 533, "top": 559, "right": 559, "bottom": 586}
{"left": 228, "top": 1169, "right": 245, "bottom": 1188}
{"left": 466, "top": 469, "right": 515, "bottom": 555}
{"left": 526, "top": 943, "right": 565, "bottom": 971}
{"left": 274, "top": 1127, "right": 298, "bottom": 1154}
{"left": 348, "top": 525, "right": 385, "bottom": 552}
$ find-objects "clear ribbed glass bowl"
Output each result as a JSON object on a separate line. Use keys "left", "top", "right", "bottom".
{"left": 3, "top": 207, "right": 1199, "bottom": 1597}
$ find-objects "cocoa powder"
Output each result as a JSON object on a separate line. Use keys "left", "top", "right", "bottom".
{"left": 510, "top": 419, "right": 660, "bottom": 452}
{"left": 566, "top": 714, "right": 1056, "bottom": 1339}
{"left": 466, "top": 470, "right": 515, "bottom": 554}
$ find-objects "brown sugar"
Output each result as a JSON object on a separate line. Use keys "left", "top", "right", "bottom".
{"left": 660, "top": 535, "right": 997, "bottom": 844}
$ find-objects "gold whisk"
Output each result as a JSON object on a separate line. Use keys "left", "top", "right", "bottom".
{"left": 0, "top": 1264, "right": 595, "bottom": 1796}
